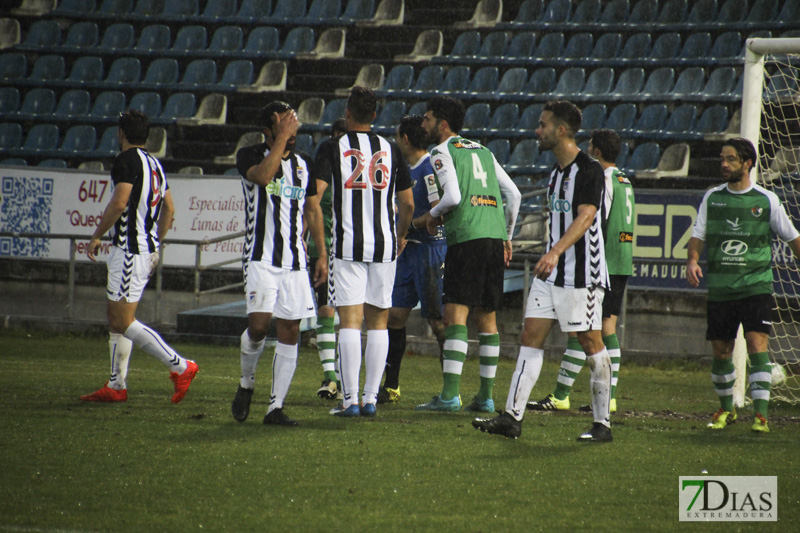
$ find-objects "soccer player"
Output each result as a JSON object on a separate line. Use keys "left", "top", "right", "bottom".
{"left": 312, "top": 86, "right": 414, "bottom": 417}
{"left": 687, "top": 137, "right": 800, "bottom": 433}
{"left": 230, "top": 101, "right": 327, "bottom": 426}
{"left": 81, "top": 109, "right": 199, "bottom": 404}
{"left": 415, "top": 95, "right": 521, "bottom": 413}
{"left": 527, "top": 128, "right": 635, "bottom": 414}
{"left": 473, "top": 100, "right": 611, "bottom": 441}
{"left": 311, "top": 118, "right": 347, "bottom": 401}
{"left": 379, "top": 114, "right": 447, "bottom": 404}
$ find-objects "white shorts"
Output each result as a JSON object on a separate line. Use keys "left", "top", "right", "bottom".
{"left": 329, "top": 258, "right": 396, "bottom": 309}
{"left": 245, "top": 261, "right": 317, "bottom": 320}
{"left": 524, "top": 278, "right": 604, "bottom": 332}
{"left": 106, "top": 246, "right": 158, "bottom": 303}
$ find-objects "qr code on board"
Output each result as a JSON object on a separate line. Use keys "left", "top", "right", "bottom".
{"left": 0, "top": 176, "right": 53, "bottom": 257}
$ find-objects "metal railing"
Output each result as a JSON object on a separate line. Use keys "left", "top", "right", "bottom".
{"left": 0, "top": 230, "right": 245, "bottom": 321}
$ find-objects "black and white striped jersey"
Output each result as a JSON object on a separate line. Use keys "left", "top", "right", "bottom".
{"left": 237, "top": 142, "right": 316, "bottom": 272}
{"left": 110, "top": 147, "right": 168, "bottom": 255}
{"left": 312, "top": 131, "right": 412, "bottom": 263}
{"left": 544, "top": 150, "right": 608, "bottom": 289}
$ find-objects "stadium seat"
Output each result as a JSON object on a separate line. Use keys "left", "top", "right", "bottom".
{"left": 21, "top": 124, "right": 59, "bottom": 153}
{"left": 178, "top": 165, "right": 204, "bottom": 174}
{"left": 605, "top": 103, "right": 637, "bottom": 131}
{"left": 20, "top": 20, "right": 61, "bottom": 50}
{"left": 535, "top": 150, "right": 557, "bottom": 173}
{"left": 99, "top": 24, "right": 135, "bottom": 51}
{"left": 215, "top": 60, "right": 253, "bottom": 89}
{"left": 517, "top": 103, "right": 543, "bottom": 135}
{"left": 552, "top": 68, "right": 585, "bottom": 96}
{"left": 299, "top": 28, "right": 346, "bottom": 59}
{"left": 628, "top": 0, "right": 658, "bottom": 24}
{"left": 360, "top": 0, "right": 404, "bottom": 26}
{"left": 486, "top": 139, "right": 511, "bottom": 165}
{"left": 16, "top": 88, "right": 56, "bottom": 120}
{"left": 777, "top": 0, "right": 800, "bottom": 22}
{"left": 410, "top": 65, "right": 444, "bottom": 96}
{"left": 162, "top": 0, "right": 199, "bottom": 18}
{"left": 340, "top": 0, "right": 375, "bottom": 22}
{"left": 509, "top": 0, "right": 543, "bottom": 24}
{"left": 524, "top": 68, "right": 556, "bottom": 95}
{"left": 710, "top": 31, "right": 742, "bottom": 60}
{"left": 144, "top": 127, "right": 166, "bottom": 158}
{"left": 38, "top": 159, "right": 68, "bottom": 168}
{"left": 158, "top": 93, "right": 196, "bottom": 122}
{"left": 661, "top": 104, "right": 698, "bottom": 139}
{"left": 335, "top": 63, "right": 383, "bottom": 96}
{"left": 506, "top": 32, "right": 536, "bottom": 60}
{"left": 686, "top": 0, "right": 717, "bottom": 24}
{"left": 53, "top": 0, "right": 95, "bottom": 15}
{"left": 268, "top": 0, "right": 307, "bottom": 21}
{"left": 91, "top": 125, "right": 119, "bottom": 157}
{"left": 583, "top": 68, "right": 614, "bottom": 96}
{"left": 373, "top": 100, "right": 406, "bottom": 133}
{"left": 697, "top": 105, "right": 730, "bottom": 138}
{"left": 303, "top": 0, "right": 342, "bottom": 23}
{"left": 637, "top": 143, "right": 689, "bottom": 179}
{"left": 239, "top": 60, "right": 286, "bottom": 92}
{"left": 59, "top": 125, "right": 96, "bottom": 154}
{"left": 632, "top": 104, "right": 668, "bottom": 135}
{"left": 214, "top": 131, "right": 264, "bottom": 165}
{"left": 129, "top": 92, "right": 162, "bottom": 117}
{"left": 294, "top": 133, "right": 314, "bottom": 155}
{"left": 448, "top": 31, "right": 481, "bottom": 59}
{"left": 176, "top": 93, "right": 227, "bottom": 126}
{"left": 180, "top": 59, "right": 217, "bottom": 89}
{"left": 641, "top": 67, "right": 675, "bottom": 97}
{"left": 171, "top": 25, "right": 207, "bottom": 54}
{"left": 98, "top": 0, "right": 134, "bottom": 17}
{"left": 133, "top": 0, "right": 166, "bottom": 18}
{"left": 104, "top": 57, "right": 141, "bottom": 85}
{"left": 66, "top": 56, "right": 104, "bottom": 85}
{"left": 599, "top": 0, "right": 630, "bottom": 24}
{"left": 541, "top": 0, "right": 572, "bottom": 23}
{"left": 657, "top": 0, "right": 687, "bottom": 23}
{"left": 237, "top": 0, "right": 272, "bottom": 19}
{"left": 278, "top": 27, "right": 315, "bottom": 57}
{"left": 379, "top": 64, "right": 414, "bottom": 94}
{"left": 319, "top": 98, "right": 347, "bottom": 130}
{"left": 62, "top": 21, "right": 99, "bottom": 49}
{"left": 243, "top": 27, "right": 280, "bottom": 56}
{"left": 678, "top": 32, "right": 711, "bottom": 63}
{"left": 564, "top": 33, "right": 593, "bottom": 59}
{"left": 533, "top": 32, "right": 564, "bottom": 59}
{"left": 27, "top": 55, "right": 65, "bottom": 83}
{"left": 625, "top": 142, "right": 661, "bottom": 174}
{"left": 395, "top": 30, "right": 443, "bottom": 62}
{"left": 476, "top": 31, "right": 510, "bottom": 61}
{"left": 570, "top": 0, "right": 600, "bottom": 24}
{"left": 765, "top": 71, "right": 799, "bottom": 103}
{"left": 580, "top": 103, "right": 607, "bottom": 133}
{"left": 53, "top": 90, "right": 91, "bottom": 119}
{"left": 440, "top": 66, "right": 471, "bottom": 93}
{"left": 0, "top": 123, "right": 23, "bottom": 150}
{"left": 0, "top": 19, "right": 20, "bottom": 50}
{"left": 497, "top": 68, "right": 528, "bottom": 95}
{"left": 1, "top": 157, "right": 27, "bottom": 166}
{"left": 488, "top": 103, "right": 520, "bottom": 136}
{"left": 209, "top": 26, "right": 243, "bottom": 54}
{"left": 590, "top": 33, "right": 622, "bottom": 62}
{"left": 466, "top": 66, "right": 499, "bottom": 97}
{"left": 0, "top": 87, "right": 20, "bottom": 115}
{"left": 407, "top": 101, "right": 427, "bottom": 116}
{"left": 649, "top": 33, "right": 681, "bottom": 61}
{"left": 141, "top": 58, "right": 179, "bottom": 88}
{"left": 199, "top": 0, "right": 236, "bottom": 18}
{"left": 461, "top": 103, "right": 491, "bottom": 133}
{"left": 619, "top": 33, "right": 650, "bottom": 61}
{"left": 507, "top": 139, "right": 539, "bottom": 173}
{"left": 703, "top": 67, "right": 737, "bottom": 97}
{"left": 89, "top": 91, "right": 125, "bottom": 121}
{"left": 135, "top": 24, "right": 171, "bottom": 52}
{"left": 610, "top": 68, "right": 644, "bottom": 98}
{"left": 297, "top": 97, "right": 325, "bottom": 126}
{"left": 455, "top": 0, "right": 502, "bottom": 28}
{"left": 671, "top": 67, "right": 705, "bottom": 97}
{"left": 715, "top": 0, "right": 746, "bottom": 23}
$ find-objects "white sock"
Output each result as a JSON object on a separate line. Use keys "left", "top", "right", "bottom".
{"left": 338, "top": 328, "right": 362, "bottom": 408}
{"left": 363, "top": 329, "right": 389, "bottom": 405}
{"left": 267, "top": 342, "right": 297, "bottom": 413}
{"left": 587, "top": 348, "right": 612, "bottom": 427}
{"left": 240, "top": 329, "right": 266, "bottom": 389}
{"left": 124, "top": 320, "right": 187, "bottom": 373}
{"left": 108, "top": 333, "right": 133, "bottom": 390}
{"left": 505, "top": 346, "right": 544, "bottom": 421}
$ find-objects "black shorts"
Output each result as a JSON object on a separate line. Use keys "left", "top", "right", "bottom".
{"left": 442, "top": 238, "right": 504, "bottom": 311}
{"left": 602, "top": 275, "right": 629, "bottom": 318}
{"left": 706, "top": 293, "right": 774, "bottom": 341}
{"left": 308, "top": 256, "right": 330, "bottom": 309}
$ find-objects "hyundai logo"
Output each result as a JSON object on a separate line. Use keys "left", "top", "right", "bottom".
{"left": 721, "top": 239, "right": 748, "bottom": 256}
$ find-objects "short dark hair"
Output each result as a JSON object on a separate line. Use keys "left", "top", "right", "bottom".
{"left": 723, "top": 138, "right": 757, "bottom": 166}
{"left": 397, "top": 114, "right": 427, "bottom": 150}
{"left": 543, "top": 100, "right": 582, "bottom": 139}
{"left": 119, "top": 109, "right": 149, "bottom": 145}
{"left": 346, "top": 86, "right": 377, "bottom": 124}
{"left": 590, "top": 129, "right": 622, "bottom": 163}
{"left": 426, "top": 95, "right": 465, "bottom": 134}
{"left": 260, "top": 101, "right": 293, "bottom": 129}
{"left": 331, "top": 117, "right": 347, "bottom": 137}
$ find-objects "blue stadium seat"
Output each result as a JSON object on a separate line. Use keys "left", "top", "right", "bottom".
{"left": 60, "top": 125, "right": 96, "bottom": 154}
{"left": 629, "top": 0, "right": 658, "bottom": 24}
{"left": 678, "top": 32, "right": 711, "bottom": 63}
{"left": 541, "top": 0, "right": 572, "bottom": 23}
{"left": 661, "top": 104, "right": 698, "bottom": 139}
{"left": 657, "top": 0, "right": 687, "bottom": 23}
{"left": 564, "top": 33, "right": 593, "bottom": 59}
{"left": 133, "top": 0, "right": 166, "bottom": 17}
{"left": 605, "top": 103, "right": 637, "bottom": 131}
{"left": 214, "top": 59, "right": 253, "bottom": 89}
{"left": 27, "top": 55, "right": 66, "bottom": 83}
{"left": 710, "top": 31, "right": 742, "bottom": 59}
{"left": 579, "top": 103, "right": 607, "bottom": 133}
{"left": 341, "top": 0, "right": 375, "bottom": 22}
{"left": 237, "top": 0, "right": 272, "bottom": 19}
{"left": 209, "top": 26, "right": 243, "bottom": 54}
{"left": 0, "top": 53, "right": 27, "bottom": 80}
{"left": 89, "top": 91, "right": 126, "bottom": 121}
{"left": 506, "top": 32, "right": 536, "bottom": 60}
{"left": 141, "top": 58, "right": 179, "bottom": 88}
{"left": 407, "top": 101, "right": 427, "bottom": 116}
{"left": 715, "top": 0, "right": 746, "bottom": 23}
{"left": 497, "top": 68, "right": 528, "bottom": 95}
{"left": 304, "top": 0, "right": 341, "bottom": 22}
{"left": 99, "top": 0, "right": 134, "bottom": 16}
{"left": 507, "top": 139, "right": 539, "bottom": 174}
{"left": 477, "top": 31, "right": 510, "bottom": 61}
{"left": 318, "top": 98, "right": 347, "bottom": 130}
{"left": 632, "top": 104, "right": 668, "bottom": 135}
{"left": 1, "top": 158, "right": 26, "bottom": 166}
{"left": 509, "top": 0, "right": 543, "bottom": 24}
{"left": 649, "top": 33, "right": 680, "bottom": 61}
{"left": 778, "top": 0, "right": 800, "bottom": 22}
{"left": 104, "top": 57, "right": 141, "bottom": 85}
{"left": 641, "top": 67, "right": 675, "bottom": 97}
{"left": 410, "top": 65, "right": 443, "bottom": 96}
{"left": 269, "top": 0, "right": 307, "bottom": 21}
{"left": 378, "top": 65, "right": 414, "bottom": 94}
{"left": 610, "top": 68, "right": 644, "bottom": 98}
{"left": 16, "top": 88, "right": 56, "bottom": 119}
{"left": 570, "top": 0, "right": 600, "bottom": 24}
{"left": 67, "top": 56, "right": 104, "bottom": 85}
{"left": 180, "top": 59, "right": 217, "bottom": 89}
{"left": 0, "top": 87, "right": 20, "bottom": 115}
{"left": 488, "top": 103, "right": 520, "bottom": 135}
{"left": 533, "top": 32, "right": 564, "bottom": 59}
{"left": 583, "top": 68, "right": 614, "bottom": 96}
{"left": 54, "top": 0, "right": 95, "bottom": 15}
{"left": 200, "top": 0, "right": 237, "bottom": 19}
{"left": 171, "top": 25, "right": 207, "bottom": 54}
{"left": 156, "top": 93, "right": 196, "bottom": 123}
{"left": 448, "top": 31, "right": 481, "bottom": 59}
{"left": 535, "top": 150, "right": 557, "bottom": 173}
{"left": 466, "top": 66, "right": 499, "bottom": 96}
{"left": 486, "top": 139, "right": 511, "bottom": 165}
{"left": 278, "top": 27, "right": 315, "bottom": 57}
{"left": 616, "top": 141, "right": 631, "bottom": 168}
{"left": 162, "top": 0, "right": 199, "bottom": 18}
{"left": 62, "top": 21, "right": 99, "bottom": 49}
{"left": 20, "top": 20, "right": 61, "bottom": 49}
{"left": 38, "top": 159, "right": 68, "bottom": 168}
{"left": 625, "top": 142, "right": 661, "bottom": 174}
{"left": 243, "top": 27, "right": 280, "bottom": 56}
{"left": 99, "top": 24, "right": 135, "bottom": 51}
{"left": 373, "top": 100, "right": 406, "bottom": 133}
{"left": 618, "top": 33, "right": 650, "bottom": 62}
{"left": 697, "top": 105, "right": 729, "bottom": 136}
{"left": 21, "top": 124, "right": 59, "bottom": 153}
{"left": 0, "top": 123, "right": 23, "bottom": 150}
{"left": 703, "top": 67, "right": 737, "bottom": 97}
{"left": 599, "top": 0, "right": 630, "bottom": 24}
{"left": 765, "top": 71, "right": 799, "bottom": 102}
{"left": 440, "top": 66, "right": 471, "bottom": 93}
{"left": 129, "top": 92, "right": 162, "bottom": 117}
{"left": 552, "top": 67, "right": 585, "bottom": 96}
{"left": 461, "top": 103, "right": 491, "bottom": 134}
{"left": 295, "top": 133, "right": 313, "bottom": 155}
{"left": 591, "top": 33, "right": 622, "bottom": 62}
{"left": 53, "top": 90, "right": 91, "bottom": 119}
{"left": 135, "top": 25, "right": 171, "bottom": 52}
{"left": 686, "top": 0, "right": 717, "bottom": 24}
{"left": 91, "top": 126, "right": 119, "bottom": 157}
{"left": 671, "top": 67, "right": 705, "bottom": 97}
{"left": 517, "top": 103, "right": 543, "bottom": 135}
{"left": 524, "top": 68, "right": 556, "bottom": 95}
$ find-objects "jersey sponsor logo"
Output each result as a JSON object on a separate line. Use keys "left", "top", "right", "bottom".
{"left": 266, "top": 176, "right": 306, "bottom": 200}
{"left": 426, "top": 174, "right": 436, "bottom": 187}
{"left": 434, "top": 159, "right": 443, "bottom": 171}
{"left": 726, "top": 217, "right": 742, "bottom": 231}
{"left": 618, "top": 231, "right": 633, "bottom": 243}
{"left": 751, "top": 206, "right": 764, "bottom": 217}
{"left": 721, "top": 239, "right": 748, "bottom": 259}
{"left": 549, "top": 196, "right": 572, "bottom": 213}
{"left": 452, "top": 140, "right": 482, "bottom": 149}
{"left": 470, "top": 194, "right": 498, "bottom": 207}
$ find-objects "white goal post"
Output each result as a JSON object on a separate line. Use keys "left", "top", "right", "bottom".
{"left": 735, "top": 37, "right": 800, "bottom": 406}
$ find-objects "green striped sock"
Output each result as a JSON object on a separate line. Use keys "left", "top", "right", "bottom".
{"left": 441, "top": 325, "right": 468, "bottom": 401}
{"left": 711, "top": 357, "right": 735, "bottom": 412}
{"left": 477, "top": 333, "right": 500, "bottom": 402}
{"left": 316, "top": 316, "right": 337, "bottom": 382}
{"left": 748, "top": 352, "right": 771, "bottom": 420}
{"left": 604, "top": 334, "right": 621, "bottom": 401}
{"left": 553, "top": 336, "right": 585, "bottom": 401}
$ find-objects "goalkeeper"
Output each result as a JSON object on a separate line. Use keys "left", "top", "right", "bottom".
{"left": 527, "top": 129, "right": 634, "bottom": 414}
{"left": 687, "top": 138, "right": 800, "bottom": 434}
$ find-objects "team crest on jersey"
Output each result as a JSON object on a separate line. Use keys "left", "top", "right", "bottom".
{"left": 427, "top": 175, "right": 436, "bottom": 187}
{"left": 562, "top": 177, "right": 571, "bottom": 193}
{"left": 434, "top": 159, "right": 443, "bottom": 171}
{"left": 751, "top": 206, "right": 763, "bottom": 217}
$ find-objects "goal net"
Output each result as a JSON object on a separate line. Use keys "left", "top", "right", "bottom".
{"left": 739, "top": 37, "right": 800, "bottom": 405}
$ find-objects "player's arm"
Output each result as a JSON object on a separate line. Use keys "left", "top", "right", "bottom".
{"left": 423, "top": 149, "right": 459, "bottom": 234}
{"left": 88, "top": 182, "right": 132, "bottom": 261}
{"left": 686, "top": 236, "right": 705, "bottom": 288}
{"left": 157, "top": 189, "right": 175, "bottom": 244}
{"left": 245, "top": 111, "right": 298, "bottom": 187}
{"left": 411, "top": 170, "right": 439, "bottom": 231}
{"left": 533, "top": 203, "right": 597, "bottom": 280}
{"left": 495, "top": 159, "right": 521, "bottom": 265}
{"left": 395, "top": 187, "right": 414, "bottom": 256}
{"left": 303, "top": 191, "right": 328, "bottom": 287}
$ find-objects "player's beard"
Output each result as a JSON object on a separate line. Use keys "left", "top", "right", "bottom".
{"left": 725, "top": 168, "right": 743, "bottom": 184}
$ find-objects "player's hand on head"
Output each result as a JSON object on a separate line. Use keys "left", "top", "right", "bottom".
{"left": 275, "top": 110, "right": 299, "bottom": 137}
